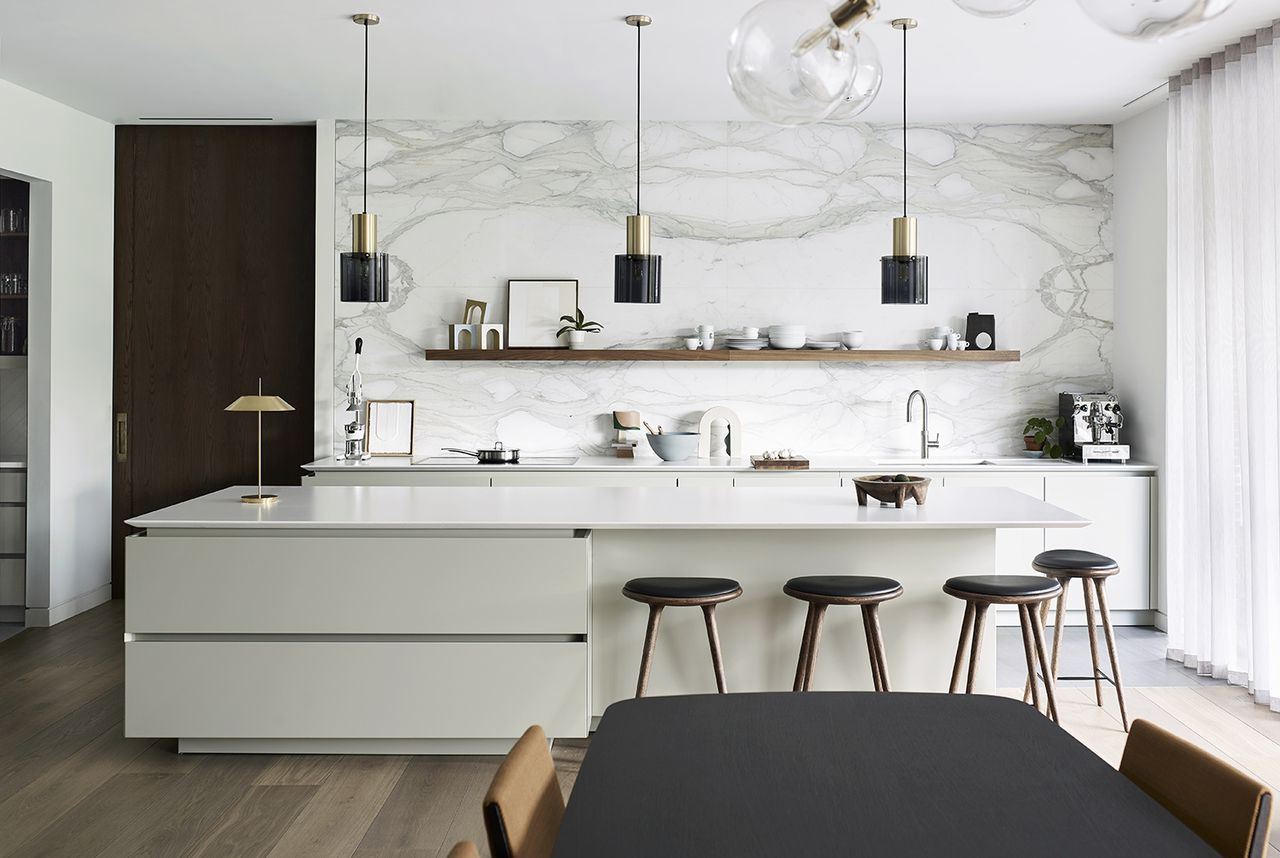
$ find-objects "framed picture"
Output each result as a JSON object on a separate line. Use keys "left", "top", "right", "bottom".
{"left": 365, "top": 400, "right": 415, "bottom": 456}
{"left": 506, "top": 279, "right": 578, "bottom": 348}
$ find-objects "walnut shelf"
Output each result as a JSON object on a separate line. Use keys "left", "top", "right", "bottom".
{"left": 423, "top": 348, "right": 1020, "bottom": 363}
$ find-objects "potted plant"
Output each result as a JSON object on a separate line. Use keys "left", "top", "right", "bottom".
{"left": 557, "top": 308, "right": 603, "bottom": 350}
{"left": 1023, "top": 416, "right": 1066, "bottom": 458}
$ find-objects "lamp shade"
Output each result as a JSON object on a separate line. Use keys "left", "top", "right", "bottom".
{"left": 225, "top": 394, "right": 294, "bottom": 413}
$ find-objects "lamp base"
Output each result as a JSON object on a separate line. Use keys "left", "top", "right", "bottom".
{"left": 241, "top": 493, "right": 279, "bottom": 504}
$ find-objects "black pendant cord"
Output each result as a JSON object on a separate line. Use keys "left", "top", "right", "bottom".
{"left": 901, "top": 23, "right": 907, "bottom": 220}
{"left": 636, "top": 21, "right": 642, "bottom": 216}
{"left": 363, "top": 20, "right": 369, "bottom": 215}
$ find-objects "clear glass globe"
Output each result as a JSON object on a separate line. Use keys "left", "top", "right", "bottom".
{"left": 1075, "top": 0, "right": 1236, "bottom": 40}
{"left": 826, "top": 31, "right": 882, "bottom": 120}
{"left": 727, "top": 0, "right": 867, "bottom": 126}
{"left": 952, "top": 0, "right": 1037, "bottom": 18}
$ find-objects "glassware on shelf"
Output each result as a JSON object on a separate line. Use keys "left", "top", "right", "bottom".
{"left": 0, "top": 317, "right": 17, "bottom": 354}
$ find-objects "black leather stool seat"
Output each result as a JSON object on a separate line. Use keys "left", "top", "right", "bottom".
{"left": 944, "top": 575, "right": 1062, "bottom": 600}
{"left": 623, "top": 577, "right": 742, "bottom": 602}
{"left": 784, "top": 576, "right": 903, "bottom": 601}
{"left": 1032, "top": 549, "right": 1119, "bottom": 576}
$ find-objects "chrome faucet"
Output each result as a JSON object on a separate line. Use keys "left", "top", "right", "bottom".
{"left": 906, "top": 389, "right": 941, "bottom": 459}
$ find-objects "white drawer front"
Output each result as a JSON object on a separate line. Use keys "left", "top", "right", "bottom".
{"left": 0, "top": 506, "right": 24, "bottom": 553}
{"left": 0, "top": 471, "right": 24, "bottom": 502}
{"left": 125, "top": 641, "right": 588, "bottom": 739}
{"left": 306, "top": 471, "right": 492, "bottom": 487}
{"left": 735, "top": 473, "right": 843, "bottom": 487}
{"left": 490, "top": 472, "right": 677, "bottom": 487}
{"left": 0, "top": 557, "right": 23, "bottom": 604}
{"left": 126, "top": 534, "right": 589, "bottom": 634}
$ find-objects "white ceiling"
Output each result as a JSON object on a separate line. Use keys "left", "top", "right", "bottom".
{"left": 0, "top": 0, "right": 1276, "bottom": 125}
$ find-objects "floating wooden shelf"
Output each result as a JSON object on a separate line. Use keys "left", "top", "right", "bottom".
{"left": 423, "top": 348, "right": 1020, "bottom": 363}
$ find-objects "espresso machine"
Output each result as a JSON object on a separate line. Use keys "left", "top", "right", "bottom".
{"left": 337, "top": 336, "right": 371, "bottom": 461}
{"left": 1059, "top": 392, "right": 1128, "bottom": 464}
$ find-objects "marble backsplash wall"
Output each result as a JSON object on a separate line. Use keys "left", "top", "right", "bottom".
{"left": 333, "top": 120, "right": 1112, "bottom": 458}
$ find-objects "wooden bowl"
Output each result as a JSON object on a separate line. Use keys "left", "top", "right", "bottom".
{"left": 852, "top": 475, "right": 931, "bottom": 508}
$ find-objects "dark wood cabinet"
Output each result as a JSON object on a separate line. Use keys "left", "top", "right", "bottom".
{"left": 112, "top": 125, "right": 317, "bottom": 596}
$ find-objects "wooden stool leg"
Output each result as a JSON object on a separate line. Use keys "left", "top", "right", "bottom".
{"left": 802, "top": 604, "right": 828, "bottom": 692}
{"left": 860, "top": 605, "right": 882, "bottom": 691}
{"left": 866, "top": 604, "right": 891, "bottom": 692}
{"left": 1029, "top": 600, "right": 1059, "bottom": 723}
{"left": 949, "top": 601, "right": 976, "bottom": 693}
{"left": 1081, "top": 576, "right": 1104, "bottom": 706}
{"left": 965, "top": 603, "right": 988, "bottom": 694}
{"left": 1049, "top": 576, "right": 1070, "bottom": 686}
{"left": 1018, "top": 605, "right": 1042, "bottom": 713}
{"left": 1095, "top": 578, "right": 1130, "bottom": 732}
{"left": 635, "top": 604, "right": 663, "bottom": 698}
{"left": 702, "top": 604, "right": 728, "bottom": 694}
{"left": 793, "top": 603, "right": 816, "bottom": 692}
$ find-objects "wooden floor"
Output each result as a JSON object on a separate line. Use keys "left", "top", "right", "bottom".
{"left": 2, "top": 600, "right": 1279, "bottom": 857}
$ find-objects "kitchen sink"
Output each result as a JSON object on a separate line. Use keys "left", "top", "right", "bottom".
{"left": 873, "top": 457, "right": 1070, "bottom": 467}
{"left": 873, "top": 458, "right": 988, "bottom": 466}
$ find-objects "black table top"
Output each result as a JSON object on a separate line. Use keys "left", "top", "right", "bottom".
{"left": 554, "top": 692, "right": 1216, "bottom": 858}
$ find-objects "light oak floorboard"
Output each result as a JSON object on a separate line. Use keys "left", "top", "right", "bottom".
{"left": 191, "top": 784, "right": 318, "bottom": 858}
{"left": 266, "top": 755, "right": 410, "bottom": 858}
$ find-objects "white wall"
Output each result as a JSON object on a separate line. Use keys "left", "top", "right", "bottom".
{"left": 1113, "top": 102, "right": 1167, "bottom": 619}
{"left": 0, "top": 80, "right": 114, "bottom": 625}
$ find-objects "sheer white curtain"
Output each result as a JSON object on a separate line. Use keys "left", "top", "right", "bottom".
{"left": 1166, "top": 21, "right": 1280, "bottom": 709}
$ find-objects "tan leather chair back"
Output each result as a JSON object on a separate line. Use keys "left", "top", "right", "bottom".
{"left": 1121, "top": 719, "right": 1273, "bottom": 858}
{"left": 484, "top": 725, "right": 565, "bottom": 858}
{"left": 446, "top": 842, "right": 480, "bottom": 858}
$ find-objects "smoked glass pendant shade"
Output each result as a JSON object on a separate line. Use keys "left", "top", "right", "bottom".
{"left": 614, "top": 254, "right": 662, "bottom": 303}
{"left": 880, "top": 255, "right": 928, "bottom": 304}
{"left": 340, "top": 251, "right": 389, "bottom": 303}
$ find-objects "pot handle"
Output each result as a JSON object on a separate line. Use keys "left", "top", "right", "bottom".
{"left": 441, "top": 448, "right": 480, "bottom": 458}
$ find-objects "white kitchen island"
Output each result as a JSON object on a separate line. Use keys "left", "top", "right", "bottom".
{"left": 125, "top": 484, "right": 1086, "bottom": 753}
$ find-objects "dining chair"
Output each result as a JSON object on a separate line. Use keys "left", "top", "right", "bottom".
{"left": 447, "top": 842, "right": 480, "bottom": 858}
{"left": 483, "top": 724, "right": 565, "bottom": 858}
{"left": 1120, "top": 719, "right": 1273, "bottom": 858}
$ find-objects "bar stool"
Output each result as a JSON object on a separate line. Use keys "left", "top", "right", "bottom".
{"left": 783, "top": 576, "right": 902, "bottom": 692}
{"left": 943, "top": 575, "right": 1062, "bottom": 723}
{"left": 623, "top": 577, "right": 742, "bottom": 698}
{"left": 1029, "top": 549, "right": 1130, "bottom": 731}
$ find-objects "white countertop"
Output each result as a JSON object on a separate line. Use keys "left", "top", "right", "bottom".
{"left": 127, "top": 485, "right": 1089, "bottom": 531}
{"left": 303, "top": 455, "right": 1155, "bottom": 474}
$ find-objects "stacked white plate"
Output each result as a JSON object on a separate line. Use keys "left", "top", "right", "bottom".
{"left": 804, "top": 340, "right": 842, "bottom": 350}
{"left": 768, "top": 325, "right": 806, "bottom": 350}
{"left": 726, "top": 338, "right": 770, "bottom": 350}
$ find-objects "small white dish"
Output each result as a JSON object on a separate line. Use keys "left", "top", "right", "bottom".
{"left": 684, "top": 338, "right": 701, "bottom": 350}
{"left": 805, "top": 341, "right": 841, "bottom": 350}
{"left": 743, "top": 327, "right": 760, "bottom": 339}
{"left": 928, "top": 338, "right": 945, "bottom": 351}
{"left": 841, "top": 331, "right": 865, "bottom": 349}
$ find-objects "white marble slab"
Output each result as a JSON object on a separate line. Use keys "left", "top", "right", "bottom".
{"left": 128, "top": 485, "right": 1088, "bottom": 531}
{"left": 333, "top": 120, "right": 1113, "bottom": 459}
{"left": 302, "top": 455, "right": 1155, "bottom": 474}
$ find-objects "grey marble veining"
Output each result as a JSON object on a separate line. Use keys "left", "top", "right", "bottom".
{"left": 333, "top": 120, "right": 1112, "bottom": 458}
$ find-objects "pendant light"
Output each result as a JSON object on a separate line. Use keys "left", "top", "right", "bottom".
{"left": 615, "top": 15, "right": 661, "bottom": 304}
{"left": 340, "top": 13, "right": 389, "bottom": 303}
{"left": 881, "top": 18, "right": 927, "bottom": 305}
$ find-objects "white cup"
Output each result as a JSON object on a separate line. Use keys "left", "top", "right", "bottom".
{"left": 842, "top": 330, "right": 865, "bottom": 349}
{"left": 684, "top": 337, "right": 701, "bottom": 350}
{"left": 697, "top": 324, "right": 715, "bottom": 335}
{"left": 932, "top": 326, "right": 952, "bottom": 339}
{"left": 947, "top": 332, "right": 961, "bottom": 350}
{"left": 743, "top": 326, "right": 760, "bottom": 339}
{"left": 928, "top": 338, "right": 945, "bottom": 351}
{"left": 700, "top": 332, "right": 715, "bottom": 350}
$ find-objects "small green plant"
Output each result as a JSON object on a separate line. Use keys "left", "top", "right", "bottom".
{"left": 1023, "top": 416, "right": 1066, "bottom": 458}
{"left": 556, "top": 308, "right": 603, "bottom": 338}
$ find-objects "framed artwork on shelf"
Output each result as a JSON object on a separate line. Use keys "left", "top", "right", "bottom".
{"left": 365, "top": 399, "right": 415, "bottom": 456}
{"left": 506, "top": 279, "right": 578, "bottom": 348}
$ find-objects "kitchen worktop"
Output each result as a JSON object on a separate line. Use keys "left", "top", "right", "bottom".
{"left": 302, "top": 455, "right": 1156, "bottom": 474}
{"left": 126, "top": 484, "right": 1088, "bottom": 531}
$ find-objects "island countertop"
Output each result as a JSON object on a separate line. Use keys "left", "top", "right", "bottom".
{"left": 126, "top": 484, "right": 1088, "bottom": 531}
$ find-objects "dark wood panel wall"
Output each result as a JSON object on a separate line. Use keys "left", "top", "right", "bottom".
{"left": 113, "top": 126, "right": 316, "bottom": 595}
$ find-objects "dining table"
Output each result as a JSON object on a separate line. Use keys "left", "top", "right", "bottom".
{"left": 552, "top": 691, "right": 1217, "bottom": 857}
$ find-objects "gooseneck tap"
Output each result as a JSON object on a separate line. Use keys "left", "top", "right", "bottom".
{"left": 906, "top": 389, "right": 940, "bottom": 459}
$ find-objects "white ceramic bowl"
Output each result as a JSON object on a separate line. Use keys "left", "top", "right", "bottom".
{"left": 842, "top": 331, "right": 865, "bottom": 349}
{"left": 928, "top": 338, "right": 945, "bottom": 351}
{"left": 646, "top": 432, "right": 699, "bottom": 462}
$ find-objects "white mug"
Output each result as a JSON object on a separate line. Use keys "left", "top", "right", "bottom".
{"left": 697, "top": 324, "right": 715, "bottom": 335}
{"left": 743, "top": 326, "right": 760, "bottom": 339}
{"left": 684, "top": 337, "right": 701, "bottom": 350}
{"left": 700, "top": 332, "right": 715, "bottom": 350}
{"left": 947, "top": 332, "right": 961, "bottom": 350}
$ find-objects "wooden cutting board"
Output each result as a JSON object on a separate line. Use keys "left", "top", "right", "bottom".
{"left": 750, "top": 455, "right": 810, "bottom": 470}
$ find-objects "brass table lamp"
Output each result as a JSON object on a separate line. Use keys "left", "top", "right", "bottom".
{"left": 225, "top": 378, "right": 294, "bottom": 504}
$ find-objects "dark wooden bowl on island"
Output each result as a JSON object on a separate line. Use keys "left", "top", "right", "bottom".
{"left": 852, "top": 475, "right": 931, "bottom": 508}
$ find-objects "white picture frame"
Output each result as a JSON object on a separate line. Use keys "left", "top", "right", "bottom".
{"left": 365, "top": 400, "right": 415, "bottom": 456}
{"left": 506, "top": 279, "right": 578, "bottom": 348}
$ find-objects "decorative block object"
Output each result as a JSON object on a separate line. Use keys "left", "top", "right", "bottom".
{"left": 449, "top": 324, "right": 480, "bottom": 350}
{"left": 477, "top": 324, "right": 504, "bottom": 350}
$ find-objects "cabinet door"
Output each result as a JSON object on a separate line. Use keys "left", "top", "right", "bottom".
{"left": 1044, "top": 476, "right": 1152, "bottom": 611}
{"left": 490, "top": 473, "right": 677, "bottom": 488}
{"left": 734, "top": 472, "right": 842, "bottom": 487}
{"left": 942, "top": 476, "right": 1044, "bottom": 575}
{"left": 677, "top": 474, "right": 735, "bottom": 487}
{"left": 305, "top": 471, "right": 491, "bottom": 487}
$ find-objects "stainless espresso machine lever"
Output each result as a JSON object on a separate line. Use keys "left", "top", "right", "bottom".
{"left": 337, "top": 336, "right": 371, "bottom": 461}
